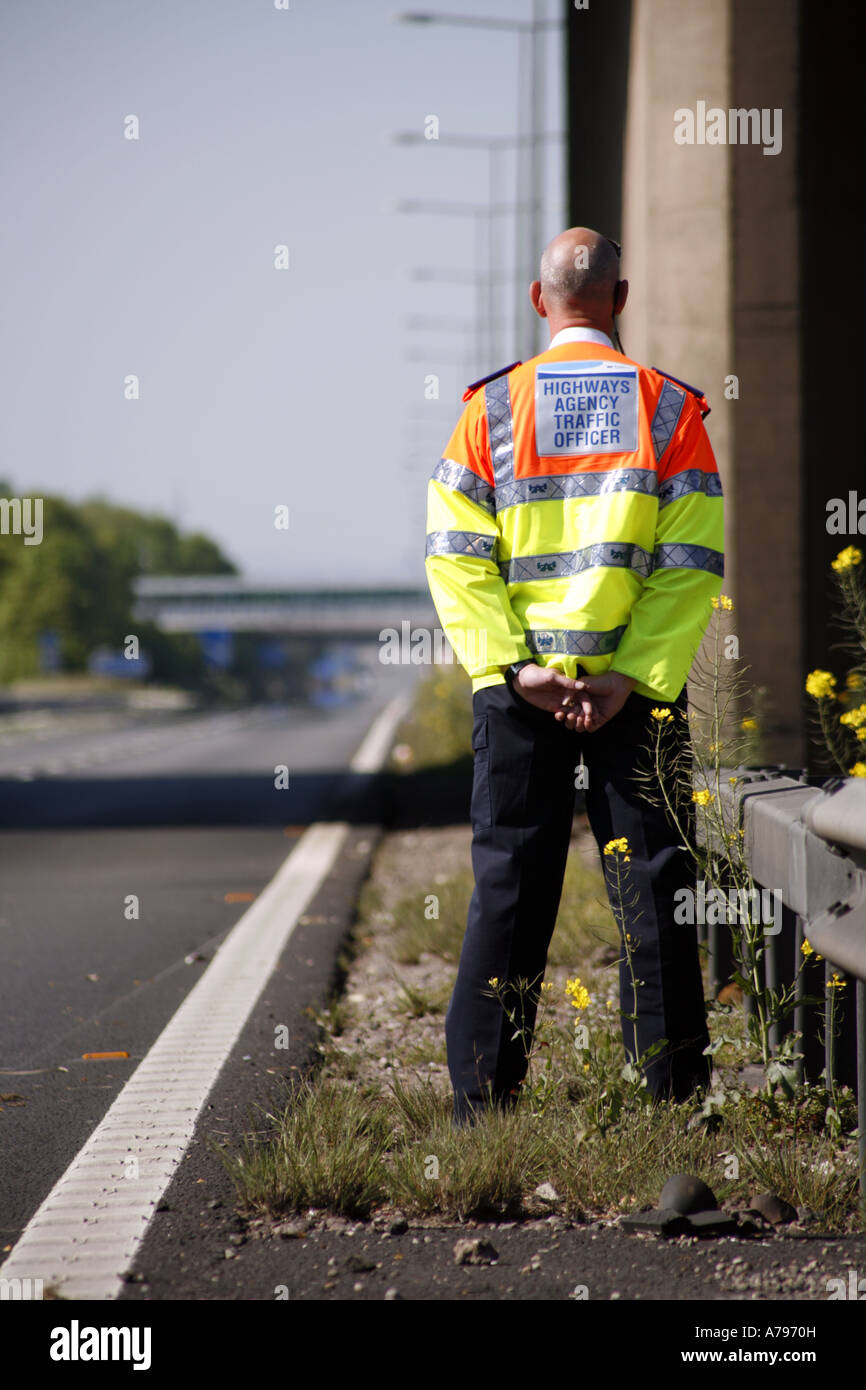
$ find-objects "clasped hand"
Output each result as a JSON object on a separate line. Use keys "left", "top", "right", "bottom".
{"left": 511, "top": 664, "right": 636, "bottom": 732}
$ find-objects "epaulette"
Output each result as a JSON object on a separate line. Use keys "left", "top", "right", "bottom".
{"left": 651, "top": 365, "right": 711, "bottom": 419}
{"left": 462, "top": 360, "right": 522, "bottom": 403}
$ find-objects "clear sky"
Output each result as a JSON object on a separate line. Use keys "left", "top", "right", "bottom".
{"left": 1, "top": 0, "right": 564, "bottom": 586}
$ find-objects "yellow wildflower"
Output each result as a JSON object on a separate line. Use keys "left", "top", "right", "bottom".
{"left": 565, "top": 977, "right": 591, "bottom": 1011}
{"left": 858, "top": 728, "right": 866, "bottom": 742}
{"left": 741, "top": 718, "right": 758, "bottom": 732}
{"left": 651, "top": 707, "right": 673, "bottom": 723}
{"left": 839, "top": 703, "right": 866, "bottom": 728}
{"left": 692, "top": 789, "right": 715, "bottom": 806}
{"left": 603, "top": 837, "right": 630, "bottom": 858}
{"left": 828, "top": 972, "right": 847, "bottom": 990}
{"left": 801, "top": 939, "right": 814, "bottom": 957}
{"left": 805, "top": 670, "right": 836, "bottom": 699}
{"left": 831, "top": 545, "right": 862, "bottom": 572}
{"left": 849, "top": 762, "right": 866, "bottom": 778}
{"left": 846, "top": 672, "right": 864, "bottom": 690}
{"left": 710, "top": 595, "right": 734, "bottom": 611}
{"left": 488, "top": 976, "right": 499, "bottom": 989}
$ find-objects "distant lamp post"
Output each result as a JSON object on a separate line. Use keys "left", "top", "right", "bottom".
{"left": 395, "top": 5, "right": 564, "bottom": 355}
{"left": 396, "top": 196, "right": 534, "bottom": 367}
{"left": 391, "top": 129, "right": 564, "bottom": 362}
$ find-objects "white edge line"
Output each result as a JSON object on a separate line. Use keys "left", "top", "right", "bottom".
{"left": 349, "top": 692, "right": 411, "bottom": 773}
{"left": 0, "top": 694, "right": 410, "bottom": 1301}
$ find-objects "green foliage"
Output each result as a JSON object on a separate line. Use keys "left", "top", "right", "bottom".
{"left": 0, "top": 486, "right": 235, "bottom": 684}
{"left": 228, "top": 1006, "right": 863, "bottom": 1229}
{"left": 389, "top": 873, "right": 474, "bottom": 965}
{"left": 0, "top": 495, "right": 126, "bottom": 680}
{"left": 79, "top": 498, "right": 236, "bottom": 582}
{"left": 389, "top": 665, "right": 474, "bottom": 770}
{"left": 133, "top": 621, "right": 207, "bottom": 687}
{"left": 225, "top": 1079, "right": 394, "bottom": 1219}
{"left": 804, "top": 545, "right": 866, "bottom": 775}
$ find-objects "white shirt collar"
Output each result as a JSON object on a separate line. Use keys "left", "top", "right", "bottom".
{"left": 548, "top": 326, "right": 614, "bottom": 350}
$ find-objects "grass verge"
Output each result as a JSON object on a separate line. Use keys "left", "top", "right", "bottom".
{"left": 221, "top": 669, "right": 863, "bottom": 1233}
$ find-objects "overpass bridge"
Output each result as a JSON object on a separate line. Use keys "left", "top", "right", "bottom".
{"left": 132, "top": 576, "right": 437, "bottom": 639}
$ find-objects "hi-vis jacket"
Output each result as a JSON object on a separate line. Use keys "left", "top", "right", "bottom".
{"left": 425, "top": 330, "right": 724, "bottom": 702}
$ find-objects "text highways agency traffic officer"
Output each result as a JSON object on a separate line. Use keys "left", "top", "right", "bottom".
{"left": 425, "top": 226, "right": 725, "bottom": 1124}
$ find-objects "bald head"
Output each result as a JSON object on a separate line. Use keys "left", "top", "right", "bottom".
{"left": 539, "top": 227, "right": 621, "bottom": 311}
{"left": 530, "top": 226, "right": 627, "bottom": 341}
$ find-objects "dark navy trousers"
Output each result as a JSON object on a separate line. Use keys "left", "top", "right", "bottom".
{"left": 446, "top": 679, "right": 710, "bottom": 1122}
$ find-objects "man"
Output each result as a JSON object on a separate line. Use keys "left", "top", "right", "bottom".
{"left": 425, "top": 227, "right": 725, "bottom": 1124}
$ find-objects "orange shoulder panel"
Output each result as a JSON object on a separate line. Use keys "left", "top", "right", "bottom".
{"left": 444, "top": 384, "right": 495, "bottom": 485}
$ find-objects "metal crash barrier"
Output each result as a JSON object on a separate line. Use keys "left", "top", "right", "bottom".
{"left": 713, "top": 771, "right": 866, "bottom": 1209}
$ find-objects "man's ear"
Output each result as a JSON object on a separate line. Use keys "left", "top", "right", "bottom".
{"left": 614, "top": 278, "right": 629, "bottom": 315}
{"left": 530, "top": 280, "right": 547, "bottom": 319}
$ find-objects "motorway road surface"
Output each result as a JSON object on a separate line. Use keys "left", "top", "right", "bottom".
{"left": 0, "top": 666, "right": 417, "bottom": 1262}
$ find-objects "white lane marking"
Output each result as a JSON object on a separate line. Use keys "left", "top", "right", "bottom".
{"left": 0, "top": 695, "right": 409, "bottom": 1300}
{"left": 350, "top": 694, "right": 411, "bottom": 772}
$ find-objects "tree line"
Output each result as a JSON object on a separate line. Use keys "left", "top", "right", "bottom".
{"left": 0, "top": 482, "right": 236, "bottom": 686}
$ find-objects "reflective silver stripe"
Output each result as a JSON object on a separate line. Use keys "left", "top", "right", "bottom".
{"left": 501, "top": 542, "right": 654, "bottom": 585}
{"left": 658, "top": 469, "right": 724, "bottom": 509}
{"left": 650, "top": 379, "right": 686, "bottom": 461}
{"left": 653, "top": 542, "right": 724, "bottom": 577}
{"left": 426, "top": 530, "right": 497, "bottom": 560}
{"left": 432, "top": 457, "right": 495, "bottom": 515}
{"left": 525, "top": 626, "right": 627, "bottom": 657}
{"left": 485, "top": 375, "right": 515, "bottom": 489}
{"left": 495, "top": 468, "right": 657, "bottom": 511}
